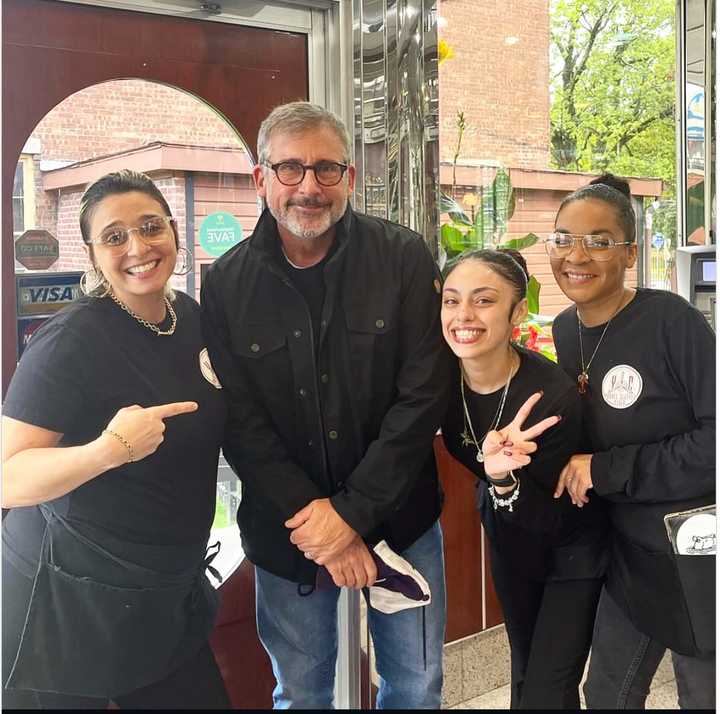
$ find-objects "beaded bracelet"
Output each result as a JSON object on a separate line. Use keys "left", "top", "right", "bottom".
{"left": 103, "top": 429, "right": 134, "bottom": 463}
{"left": 488, "top": 480, "right": 520, "bottom": 512}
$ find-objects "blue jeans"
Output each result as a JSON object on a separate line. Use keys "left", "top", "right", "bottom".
{"left": 255, "top": 521, "right": 446, "bottom": 709}
{"left": 584, "top": 587, "right": 716, "bottom": 709}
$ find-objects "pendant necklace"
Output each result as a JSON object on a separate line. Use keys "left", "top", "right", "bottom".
{"left": 460, "top": 354, "right": 515, "bottom": 463}
{"left": 577, "top": 291, "right": 629, "bottom": 394}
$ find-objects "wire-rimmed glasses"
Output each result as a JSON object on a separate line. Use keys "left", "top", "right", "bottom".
{"left": 87, "top": 216, "right": 176, "bottom": 257}
{"left": 544, "top": 232, "right": 634, "bottom": 262}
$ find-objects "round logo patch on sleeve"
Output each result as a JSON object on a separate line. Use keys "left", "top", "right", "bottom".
{"left": 601, "top": 365, "right": 642, "bottom": 409}
{"left": 199, "top": 348, "right": 222, "bottom": 389}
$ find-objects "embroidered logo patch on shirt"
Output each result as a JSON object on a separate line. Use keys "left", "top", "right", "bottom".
{"left": 601, "top": 364, "right": 642, "bottom": 409}
{"left": 199, "top": 348, "right": 222, "bottom": 389}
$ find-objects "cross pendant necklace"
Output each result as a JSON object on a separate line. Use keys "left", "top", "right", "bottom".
{"left": 577, "top": 371, "right": 590, "bottom": 395}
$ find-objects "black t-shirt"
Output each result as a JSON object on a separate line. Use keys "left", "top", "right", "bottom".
{"left": 442, "top": 346, "right": 607, "bottom": 581}
{"left": 3, "top": 292, "right": 227, "bottom": 577}
{"left": 278, "top": 242, "right": 337, "bottom": 346}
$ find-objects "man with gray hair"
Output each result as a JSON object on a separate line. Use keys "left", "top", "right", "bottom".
{"left": 202, "top": 101, "right": 451, "bottom": 708}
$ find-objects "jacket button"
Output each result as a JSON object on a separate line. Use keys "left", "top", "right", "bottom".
{"left": 375, "top": 319, "right": 385, "bottom": 328}
{"left": 250, "top": 343, "right": 260, "bottom": 352}
{"left": 299, "top": 388, "right": 307, "bottom": 397}
{"left": 307, "top": 440, "right": 314, "bottom": 447}
{"left": 328, "top": 430, "right": 338, "bottom": 440}
{"left": 293, "top": 329, "right": 302, "bottom": 338}
{"left": 321, "top": 320, "right": 327, "bottom": 328}
{"left": 320, "top": 374, "right": 329, "bottom": 383}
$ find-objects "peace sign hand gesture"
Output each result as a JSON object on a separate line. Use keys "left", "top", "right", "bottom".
{"left": 481, "top": 392, "right": 561, "bottom": 478}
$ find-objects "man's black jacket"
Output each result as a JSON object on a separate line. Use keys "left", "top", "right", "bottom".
{"left": 201, "top": 206, "right": 452, "bottom": 584}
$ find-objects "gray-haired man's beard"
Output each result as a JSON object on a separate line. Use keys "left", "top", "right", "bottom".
{"left": 270, "top": 198, "right": 347, "bottom": 240}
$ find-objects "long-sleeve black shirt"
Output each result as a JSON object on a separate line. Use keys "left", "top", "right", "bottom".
{"left": 442, "top": 346, "right": 607, "bottom": 582}
{"left": 552, "top": 289, "right": 715, "bottom": 549}
{"left": 552, "top": 288, "right": 715, "bottom": 653}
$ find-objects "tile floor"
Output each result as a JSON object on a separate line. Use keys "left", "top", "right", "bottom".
{"left": 443, "top": 626, "right": 679, "bottom": 710}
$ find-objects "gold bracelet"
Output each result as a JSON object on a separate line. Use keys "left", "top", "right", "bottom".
{"left": 103, "top": 429, "right": 134, "bottom": 463}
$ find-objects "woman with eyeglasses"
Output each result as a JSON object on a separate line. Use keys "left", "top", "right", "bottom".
{"left": 549, "top": 174, "right": 715, "bottom": 709}
{"left": 2, "top": 170, "right": 231, "bottom": 709}
{"left": 441, "top": 249, "right": 608, "bottom": 709}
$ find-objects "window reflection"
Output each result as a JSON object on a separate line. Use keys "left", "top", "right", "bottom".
{"left": 684, "top": 0, "right": 709, "bottom": 245}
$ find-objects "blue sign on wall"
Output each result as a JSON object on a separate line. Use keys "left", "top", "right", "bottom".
{"left": 16, "top": 271, "right": 83, "bottom": 318}
{"left": 16, "top": 271, "right": 82, "bottom": 358}
{"left": 199, "top": 212, "right": 243, "bottom": 257}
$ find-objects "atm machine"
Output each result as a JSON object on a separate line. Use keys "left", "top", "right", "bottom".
{"left": 676, "top": 245, "right": 716, "bottom": 329}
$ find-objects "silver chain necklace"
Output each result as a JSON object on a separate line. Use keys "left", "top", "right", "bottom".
{"left": 108, "top": 291, "right": 177, "bottom": 336}
{"left": 460, "top": 355, "right": 515, "bottom": 463}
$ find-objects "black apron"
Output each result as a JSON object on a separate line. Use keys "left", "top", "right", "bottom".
{"left": 5, "top": 506, "right": 220, "bottom": 698}
{"left": 607, "top": 530, "right": 715, "bottom": 656}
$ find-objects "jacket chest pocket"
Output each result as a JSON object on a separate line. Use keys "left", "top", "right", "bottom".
{"left": 345, "top": 308, "right": 399, "bottom": 401}
{"left": 231, "top": 324, "right": 292, "bottom": 399}
{"left": 231, "top": 322, "right": 287, "bottom": 359}
{"left": 345, "top": 308, "right": 397, "bottom": 350}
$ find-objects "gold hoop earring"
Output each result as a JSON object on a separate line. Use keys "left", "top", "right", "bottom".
{"left": 173, "top": 247, "right": 193, "bottom": 276}
{"left": 80, "top": 267, "right": 110, "bottom": 297}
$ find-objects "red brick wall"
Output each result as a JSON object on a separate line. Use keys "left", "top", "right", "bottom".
{"left": 193, "top": 173, "right": 260, "bottom": 301}
{"left": 438, "top": 0, "right": 550, "bottom": 170}
{"left": 31, "top": 79, "right": 247, "bottom": 163}
{"left": 53, "top": 189, "right": 83, "bottom": 272}
{"left": 32, "top": 153, "right": 58, "bottom": 236}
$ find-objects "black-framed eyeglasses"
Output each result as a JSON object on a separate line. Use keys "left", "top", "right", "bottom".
{"left": 544, "top": 232, "right": 634, "bottom": 262}
{"left": 88, "top": 216, "right": 175, "bottom": 257}
{"left": 262, "top": 160, "right": 349, "bottom": 187}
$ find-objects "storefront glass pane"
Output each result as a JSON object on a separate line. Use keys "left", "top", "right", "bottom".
{"left": 435, "top": 2, "right": 680, "bottom": 707}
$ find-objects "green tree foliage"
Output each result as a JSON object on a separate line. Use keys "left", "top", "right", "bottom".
{"left": 550, "top": 0, "right": 675, "bottom": 189}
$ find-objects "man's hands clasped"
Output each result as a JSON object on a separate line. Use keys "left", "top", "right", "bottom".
{"left": 285, "top": 498, "right": 377, "bottom": 589}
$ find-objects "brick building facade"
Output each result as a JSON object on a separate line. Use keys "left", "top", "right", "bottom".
{"left": 438, "top": 0, "right": 550, "bottom": 170}
{"left": 436, "top": 0, "right": 658, "bottom": 314}
{"left": 32, "top": 80, "right": 242, "bottom": 163}
{"left": 17, "top": 79, "right": 256, "bottom": 301}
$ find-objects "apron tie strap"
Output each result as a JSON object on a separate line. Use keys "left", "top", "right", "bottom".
{"left": 204, "top": 540, "right": 223, "bottom": 585}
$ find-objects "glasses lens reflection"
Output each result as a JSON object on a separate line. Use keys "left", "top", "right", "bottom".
{"left": 273, "top": 162, "right": 346, "bottom": 187}
{"left": 546, "top": 233, "right": 620, "bottom": 262}
{"left": 99, "top": 217, "right": 173, "bottom": 256}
